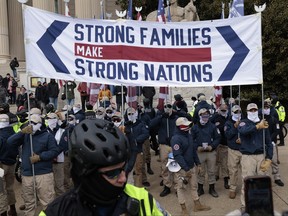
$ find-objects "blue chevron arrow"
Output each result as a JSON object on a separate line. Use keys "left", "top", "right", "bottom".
{"left": 216, "top": 26, "right": 249, "bottom": 81}
{"left": 37, "top": 20, "right": 70, "bottom": 74}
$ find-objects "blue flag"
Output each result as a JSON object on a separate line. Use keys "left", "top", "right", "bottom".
{"left": 229, "top": 0, "right": 244, "bottom": 18}
{"left": 127, "top": 0, "right": 133, "bottom": 19}
{"left": 157, "top": 0, "right": 166, "bottom": 23}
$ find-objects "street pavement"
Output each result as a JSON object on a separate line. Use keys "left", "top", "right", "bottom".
{"left": 8, "top": 104, "right": 288, "bottom": 216}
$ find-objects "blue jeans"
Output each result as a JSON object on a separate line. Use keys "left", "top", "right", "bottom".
{"left": 67, "top": 99, "right": 75, "bottom": 107}
{"left": 49, "top": 97, "right": 58, "bottom": 110}
{"left": 12, "top": 69, "right": 17, "bottom": 78}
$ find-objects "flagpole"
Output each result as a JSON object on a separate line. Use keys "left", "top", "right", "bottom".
{"left": 18, "top": 0, "right": 38, "bottom": 209}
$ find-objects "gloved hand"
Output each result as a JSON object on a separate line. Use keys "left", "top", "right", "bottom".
{"left": 236, "top": 138, "right": 241, "bottom": 144}
{"left": 55, "top": 111, "right": 64, "bottom": 121}
{"left": 162, "top": 112, "right": 169, "bottom": 118}
{"left": 260, "top": 159, "right": 272, "bottom": 172}
{"left": 30, "top": 154, "right": 41, "bottom": 164}
{"left": 197, "top": 165, "right": 202, "bottom": 175}
{"left": 205, "top": 145, "right": 213, "bottom": 152}
{"left": 197, "top": 146, "right": 205, "bottom": 152}
{"left": 234, "top": 121, "right": 240, "bottom": 128}
{"left": 256, "top": 120, "right": 269, "bottom": 130}
{"left": 21, "top": 125, "right": 33, "bottom": 134}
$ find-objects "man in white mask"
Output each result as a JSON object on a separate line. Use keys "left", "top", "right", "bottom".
{"left": 225, "top": 105, "right": 242, "bottom": 199}
{"left": 210, "top": 104, "right": 230, "bottom": 189}
{"left": 238, "top": 103, "right": 273, "bottom": 213}
{"left": 7, "top": 114, "right": 59, "bottom": 216}
{"left": 95, "top": 107, "right": 105, "bottom": 120}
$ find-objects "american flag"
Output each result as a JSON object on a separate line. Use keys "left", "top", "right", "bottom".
{"left": 127, "top": 0, "right": 133, "bottom": 20}
{"left": 214, "top": 86, "right": 222, "bottom": 109}
{"left": 157, "top": 87, "right": 169, "bottom": 111}
{"left": 89, "top": 83, "right": 104, "bottom": 106}
{"left": 157, "top": 0, "right": 166, "bottom": 23}
{"left": 65, "top": 2, "right": 71, "bottom": 17}
{"left": 137, "top": 11, "right": 142, "bottom": 21}
{"left": 126, "top": 86, "right": 138, "bottom": 109}
{"left": 228, "top": 0, "right": 244, "bottom": 18}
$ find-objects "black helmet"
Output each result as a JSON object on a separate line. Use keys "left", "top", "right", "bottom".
{"left": 0, "top": 103, "right": 10, "bottom": 114}
{"left": 45, "top": 103, "right": 55, "bottom": 113}
{"left": 70, "top": 119, "right": 130, "bottom": 176}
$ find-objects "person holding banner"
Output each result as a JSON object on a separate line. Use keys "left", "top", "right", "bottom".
{"left": 238, "top": 103, "right": 273, "bottom": 212}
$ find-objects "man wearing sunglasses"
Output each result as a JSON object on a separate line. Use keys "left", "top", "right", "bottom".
{"left": 41, "top": 119, "right": 169, "bottom": 216}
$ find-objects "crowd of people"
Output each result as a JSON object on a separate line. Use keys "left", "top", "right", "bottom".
{"left": 0, "top": 86, "right": 286, "bottom": 215}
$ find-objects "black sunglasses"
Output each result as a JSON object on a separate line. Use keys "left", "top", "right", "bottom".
{"left": 106, "top": 110, "right": 113, "bottom": 114}
{"left": 98, "top": 166, "right": 125, "bottom": 179}
{"left": 30, "top": 121, "right": 38, "bottom": 125}
{"left": 127, "top": 113, "right": 134, "bottom": 116}
{"left": 112, "top": 118, "right": 121, "bottom": 122}
{"left": 164, "top": 104, "right": 172, "bottom": 109}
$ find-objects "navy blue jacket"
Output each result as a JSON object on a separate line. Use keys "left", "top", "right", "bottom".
{"left": 171, "top": 128, "right": 200, "bottom": 171}
{"left": 210, "top": 113, "right": 229, "bottom": 145}
{"left": 238, "top": 118, "right": 273, "bottom": 160}
{"left": 0, "top": 126, "right": 16, "bottom": 165}
{"left": 150, "top": 112, "right": 178, "bottom": 145}
{"left": 192, "top": 121, "right": 221, "bottom": 150}
{"left": 224, "top": 118, "right": 241, "bottom": 151}
{"left": 59, "top": 125, "right": 75, "bottom": 153}
{"left": 7, "top": 129, "right": 60, "bottom": 176}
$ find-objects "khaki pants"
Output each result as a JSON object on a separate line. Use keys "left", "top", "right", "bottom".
{"left": 240, "top": 154, "right": 266, "bottom": 208}
{"left": 174, "top": 167, "right": 199, "bottom": 204}
{"left": 272, "top": 145, "right": 281, "bottom": 180}
{"left": 0, "top": 164, "right": 16, "bottom": 206}
{"left": 141, "top": 139, "right": 150, "bottom": 182}
{"left": 64, "top": 155, "right": 72, "bottom": 191}
{"left": 53, "top": 163, "right": 65, "bottom": 197}
{"left": 228, "top": 148, "right": 242, "bottom": 192}
{"left": 215, "top": 144, "right": 229, "bottom": 178}
{"left": 133, "top": 153, "right": 144, "bottom": 187}
{"left": 0, "top": 177, "right": 8, "bottom": 214}
{"left": 22, "top": 173, "right": 55, "bottom": 216}
{"left": 198, "top": 151, "right": 217, "bottom": 185}
{"left": 159, "top": 144, "right": 173, "bottom": 188}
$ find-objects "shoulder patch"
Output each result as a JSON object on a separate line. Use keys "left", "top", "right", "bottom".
{"left": 215, "top": 122, "right": 220, "bottom": 126}
{"left": 64, "top": 136, "right": 68, "bottom": 142}
{"left": 239, "top": 122, "right": 246, "bottom": 127}
{"left": 224, "top": 126, "right": 227, "bottom": 131}
{"left": 217, "top": 128, "right": 220, "bottom": 134}
{"left": 173, "top": 144, "right": 180, "bottom": 151}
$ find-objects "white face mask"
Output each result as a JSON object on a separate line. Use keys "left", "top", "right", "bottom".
{"left": 232, "top": 113, "right": 241, "bottom": 122}
{"left": 48, "top": 119, "right": 58, "bottom": 130}
{"left": 32, "top": 123, "right": 42, "bottom": 134}
{"left": 114, "top": 121, "right": 122, "bottom": 127}
{"left": 199, "top": 114, "right": 210, "bottom": 125}
{"left": 247, "top": 111, "right": 260, "bottom": 123}
{"left": 106, "top": 113, "right": 113, "bottom": 118}
{"left": 67, "top": 82, "right": 71, "bottom": 85}
{"left": 96, "top": 114, "right": 105, "bottom": 119}
{"left": 220, "top": 110, "right": 228, "bottom": 117}
{"left": 0, "top": 122, "right": 9, "bottom": 129}
{"left": 263, "top": 108, "right": 270, "bottom": 115}
{"left": 164, "top": 107, "right": 172, "bottom": 115}
{"left": 128, "top": 113, "right": 137, "bottom": 122}
{"left": 69, "top": 120, "right": 75, "bottom": 125}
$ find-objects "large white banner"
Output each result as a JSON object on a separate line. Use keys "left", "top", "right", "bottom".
{"left": 24, "top": 5, "right": 263, "bottom": 87}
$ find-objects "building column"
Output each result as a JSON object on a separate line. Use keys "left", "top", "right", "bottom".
{"left": 0, "top": 0, "right": 10, "bottom": 61}
{"left": 91, "top": 0, "right": 101, "bottom": 19}
{"left": 75, "top": 0, "right": 92, "bottom": 18}
{"left": 7, "top": 0, "right": 25, "bottom": 61}
{"left": 33, "top": 0, "right": 55, "bottom": 12}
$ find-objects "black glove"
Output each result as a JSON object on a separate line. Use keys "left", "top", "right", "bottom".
{"left": 162, "top": 112, "right": 169, "bottom": 118}
{"left": 124, "top": 126, "right": 131, "bottom": 134}
{"left": 124, "top": 121, "right": 133, "bottom": 126}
